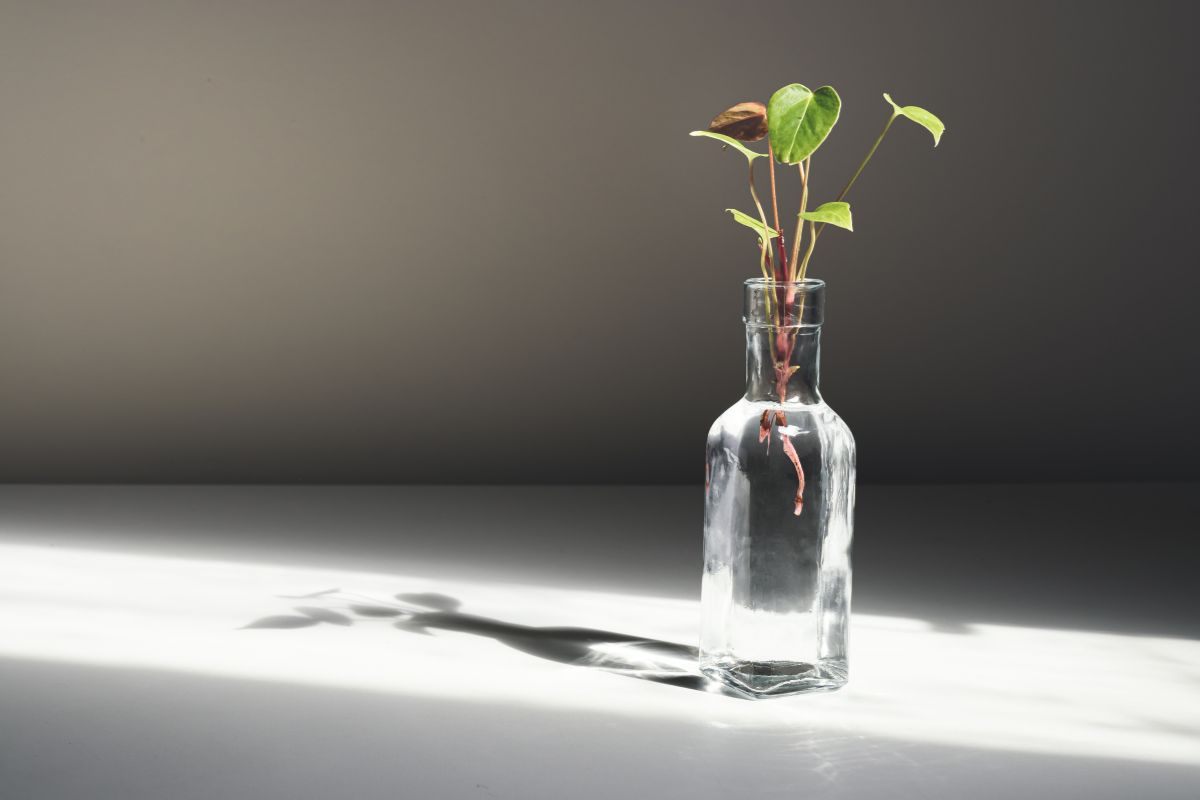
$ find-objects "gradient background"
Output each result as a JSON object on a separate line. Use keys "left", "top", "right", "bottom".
{"left": 2, "top": 0, "right": 1198, "bottom": 485}
{"left": 3, "top": 6, "right": 1200, "bottom": 799}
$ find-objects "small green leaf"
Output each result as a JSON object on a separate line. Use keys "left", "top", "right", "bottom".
{"left": 799, "top": 201, "right": 853, "bottom": 231}
{"left": 689, "top": 130, "right": 766, "bottom": 162}
{"left": 768, "top": 84, "right": 841, "bottom": 164}
{"left": 725, "top": 208, "right": 779, "bottom": 240}
{"left": 883, "top": 93, "right": 945, "bottom": 146}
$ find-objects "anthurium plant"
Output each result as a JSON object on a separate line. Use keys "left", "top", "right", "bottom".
{"left": 691, "top": 85, "right": 944, "bottom": 287}
{"left": 692, "top": 85, "right": 944, "bottom": 506}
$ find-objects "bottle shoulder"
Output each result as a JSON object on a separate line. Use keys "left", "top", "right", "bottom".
{"left": 710, "top": 397, "right": 847, "bottom": 423}
{"left": 707, "top": 398, "right": 853, "bottom": 442}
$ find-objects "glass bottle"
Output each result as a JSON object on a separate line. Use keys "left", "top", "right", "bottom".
{"left": 701, "top": 279, "right": 856, "bottom": 697}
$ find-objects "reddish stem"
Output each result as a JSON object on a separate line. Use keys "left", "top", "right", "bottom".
{"left": 772, "top": 329, "right": 799, "bottom": 401}
{"left": 766, "top": 143, "right": 787, "bottom": 278}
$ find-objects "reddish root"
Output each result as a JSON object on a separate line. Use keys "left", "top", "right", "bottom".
{"left": 760, "top": 409, "right": 807, "bottom": 516}
{"left": 759, "top": 410, "right": 772, "bottom": 452}
{"left": 780, "top": 434, "right": 806, "bottom": 516}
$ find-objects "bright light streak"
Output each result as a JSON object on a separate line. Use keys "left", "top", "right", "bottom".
{"left": 0, "top": 543, "right": 1196, "bottom": 765}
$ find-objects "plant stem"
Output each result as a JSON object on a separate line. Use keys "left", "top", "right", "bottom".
{"left": 767, "top": 143, "right": 787, "bottom": 277}
{"left": 748, "top": 164, "right": 773, "bottom": 266}
{"left": 748, "top": 161, "right": 774, "bottom": 319}
{"left": 837, "top": 113, "right": 895, "bottom": 202}
{"left": 812, "top": 112, "right": 896, "bottom": 244}
{"left": 798, "top": 219, "right": 818, "bottom": 280}
{"left": 788, "top": 157, "right": 810, "bottom": 284}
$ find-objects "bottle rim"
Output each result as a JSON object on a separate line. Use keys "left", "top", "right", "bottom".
{"left": 744, "top": 277, "right": 825, "bottom": 290}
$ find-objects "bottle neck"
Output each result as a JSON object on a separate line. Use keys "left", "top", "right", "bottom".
{"left": 745, "top": 325, "right": 822, "bottom": 404}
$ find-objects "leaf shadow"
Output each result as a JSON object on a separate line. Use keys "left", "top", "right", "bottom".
{"left": 241, "top": 615, "right": 319, "bottom": 630}
{"left": 244, "top": 590, "right": 742, "bottom": 696}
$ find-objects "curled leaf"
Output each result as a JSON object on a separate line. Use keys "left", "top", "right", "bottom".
{"left": 725, "top": 208, "right": 778, "bottom": 242}
{"left": 768, "top": 84, "right": 841, "bottom": 164}
{"left": 883, "top": 93, "right": 945, "bottom": 146}
{"left": 799, "top": 201, "right": 853, "bottom": 231}
{"left": 707, "top": 101, "right": 768, "bottom": 142}
{"left": 690, "top": 130, "right": 766, "bottom": 162}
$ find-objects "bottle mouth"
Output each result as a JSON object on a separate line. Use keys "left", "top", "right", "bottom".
{"left": 744, "top": 278, "right": 826, "bottom": 290}
{"left": 743, "top": 278, "right": 825, "bottom": 328}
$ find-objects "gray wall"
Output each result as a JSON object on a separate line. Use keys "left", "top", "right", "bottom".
{"left": 1, "top": 1, "right": 1197, "bottom": 483}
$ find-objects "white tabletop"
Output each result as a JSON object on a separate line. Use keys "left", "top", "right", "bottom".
{"left": 0, "top": 485, "right": 1196, "bottom": 799}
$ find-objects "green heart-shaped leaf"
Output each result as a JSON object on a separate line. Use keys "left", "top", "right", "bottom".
{"left": 883, "top": 93, "right": 945, "bottom": 146}
{"left": 725, "top": 208, "right": 779, "bottom": 241}
{"left": 766, "top": 84, "right": 812, "bottom": 162}
{"left": 689, "top": 130, "right": 766, "bottom": 162}
{"left": 768, "top": 84, "right": 841, "bottom": 164}
{"left": 799, "top": 201, "right": 853, "bottom": 231}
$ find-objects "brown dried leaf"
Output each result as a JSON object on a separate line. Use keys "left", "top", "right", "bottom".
{"left": 708, "top": 101, "right": 768, "bottom": 142}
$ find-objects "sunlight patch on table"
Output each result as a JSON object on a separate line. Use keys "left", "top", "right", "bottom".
{"left": 0, "top": 542, "right": 1196, "bottom": 766}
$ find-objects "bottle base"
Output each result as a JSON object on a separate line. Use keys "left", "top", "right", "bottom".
{"left": 701, "top": 658, "right": 848, "bottom": 698}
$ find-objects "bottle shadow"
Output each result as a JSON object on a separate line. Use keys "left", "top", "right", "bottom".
{"left": 245, "top": 590, "right": 741, "bottom": 696}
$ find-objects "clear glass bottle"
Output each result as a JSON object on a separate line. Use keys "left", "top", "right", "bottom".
{"left": 701, "top": 279, "right": 856, "bottom": 697}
